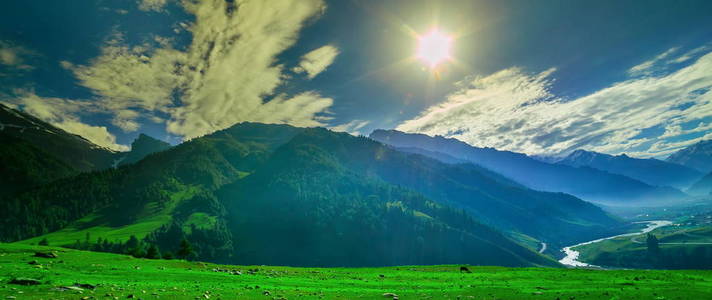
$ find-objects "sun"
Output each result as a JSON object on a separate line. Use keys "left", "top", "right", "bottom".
{"left": 416, "top": 28, "right": 453, "bottom": 68}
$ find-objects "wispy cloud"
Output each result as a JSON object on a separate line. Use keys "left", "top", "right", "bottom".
{"left": 293, "top": 45, "right": 340, "bottom": 79}
{"left": 60, "top": 0, "right": 333, "bottom": 140}
{"left": 0, "top": 41, "right": 36, "bottom": 74}
{"left": 397, "top": 49, "right": 712, "bottom": 158}
{"left": 330, "top": 119, "right": 370, "bottom": 136}
{"left": 628, "top": 47, "right": 678, "bottom": 77}
{"left": 138, "top": 0, "right": 169, "bottom": 12}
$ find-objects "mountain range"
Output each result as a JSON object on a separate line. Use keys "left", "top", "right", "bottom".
{"left": 555, "top": 149, "right": 702, "bottom": 189}
{"left": 4, "top": 104, "right": 711, "bottom": 268}
{"left": 369, "top": 130, "right": 688, "bottom": 206}
{"left": 0, "top": 104, "right": 630, "bottom": 267}
{"left": 666, "top": 140, "right": 712, "bottom": 173}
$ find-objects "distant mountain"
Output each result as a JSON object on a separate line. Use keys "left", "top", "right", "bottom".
{"left": 0, "top": 103, "right": 116, "bottom": 172}
{"left": 557, "top": 150, "right": 702, "bottom": 189}
{"left": 370, "top": 130, "right": 687, "bottom": 205}
{"left": 117, "top": 134, "right": 172, "bottom": 166}
{"left": 3, "top": 123, "right": 624, "bottom": 267}
{"left": 667, "top": 140, "right": 712, "bottom": 173}
{"left": 688, "top": 172, "right": 712, "bottom": 195}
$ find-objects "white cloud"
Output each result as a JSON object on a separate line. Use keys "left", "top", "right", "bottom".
{"left": 293, "top": 45, "right": 340, "bottom": 79}
{"left": 70, "top": 0, "right": 333, "bottom": 140}
{"left": 4, "top": 92, "right": 129, "bottom": 151}
{"left": 0, "top": 41, "right": 35, "bottom": 72}
{"left": 138, "top": 0, "right": 169, "bottom": 12}
{"left": 628, "top": 47, "right": 678, "bottom": 77}
{"left": 330, "top": 119, "right": 370, "bottom": 136}
{"left": 397, "top": 50, "right": 712, "bottom": 158}
{"left": 671, "top": 44, "right": 711, "bottom": 64}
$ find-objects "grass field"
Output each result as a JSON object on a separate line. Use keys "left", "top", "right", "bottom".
{"left": 1, "top": 244, "right": 711, "bottom": 299}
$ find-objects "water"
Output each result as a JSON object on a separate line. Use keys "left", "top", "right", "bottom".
{"left": 559, "top": 220, "right": 673, "bottom": 267}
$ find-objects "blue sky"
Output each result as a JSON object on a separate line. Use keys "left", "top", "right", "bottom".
{"left": 0, "top": 0, "right": 710, "bottom": 158}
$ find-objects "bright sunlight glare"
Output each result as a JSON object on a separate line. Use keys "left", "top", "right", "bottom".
{"left": 416, "top": 29, "right": 453, "bottom": 68}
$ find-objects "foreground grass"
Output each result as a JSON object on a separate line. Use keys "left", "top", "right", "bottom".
{"left": 1, "top": 244, "right": 711, "bottom": 299}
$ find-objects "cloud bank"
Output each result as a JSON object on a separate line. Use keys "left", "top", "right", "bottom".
{"left": 69, "top": 0, "right": 334, "bottom": 140}
{"left": 398, "top": 49, "right": 712, "bottom": 158}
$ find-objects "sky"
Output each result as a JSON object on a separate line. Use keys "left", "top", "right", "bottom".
{"left": 0, "top": 0, "right": 710, "bottom": 158}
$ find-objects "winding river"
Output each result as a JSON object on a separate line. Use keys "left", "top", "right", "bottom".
{"left": 559, "top": 220, "right": 673, "bottom": 267}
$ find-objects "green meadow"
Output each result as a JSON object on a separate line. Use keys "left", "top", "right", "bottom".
{"left": 1, "top": 243, "right": 711, "bottom": 300}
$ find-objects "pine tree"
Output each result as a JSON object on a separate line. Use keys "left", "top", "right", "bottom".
{"left": 38, "top": 238, "right": 49, "bottom": 246}
{"left": 177, "top": 238, "right": 194, "bottom": 260}
{"left": 647, "top": 233, "right": 660, "bottom": 255}
{"left": 146, "top": 244, "right": 160, "bottom": 259}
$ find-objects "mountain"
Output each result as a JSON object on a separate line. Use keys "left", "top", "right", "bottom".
{"left": 0, "top": 104, "right": 173, "bottom": 196}
{"left": 117, "top": 134, "right": 172, "bottom": 166}
{"left": 0, "top": 103, "right": 118, "bottom": 197}
{"left": 370, "top": 130, "right": 687, "bottom": 205}
{"left": 0, "top": 134, "right": 77, "bottom": 197}
{"left": 666, "top": 140, "right": 712, "bottom": 173}
{"left": 4, "top": 123, "right": 565, "bottom": 267}
{"left": 688, "top": 172, "right": 712, "bottom": 195}
{"left": 0, "top": 103, "right": 116, "bottom": 172}
{"left": 557, "top": 149, "right": 702, "bottom": 189}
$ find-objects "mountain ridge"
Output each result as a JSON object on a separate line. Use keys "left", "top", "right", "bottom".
{"left": 556, "top": 149, "right": 702, "bottom": 189}
{"left": 666, "top": 140, "right": 712, "bottom": 173}
{"left": 370, "top": 129, "right": 688, "bottom": 205}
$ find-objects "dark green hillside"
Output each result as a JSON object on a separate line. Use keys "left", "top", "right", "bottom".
{"left": 0, "top": 134, "right": 78, "bottom": 197}
{"left": 284, "top": 128, "right": 620, "bottom": 246}
{"left": 218, "top": 135, "right": 556, "bottom": 267}
{"left": 2, "top": 123, "right": 564, "bottom": 267}
{"left": 0, "top": 124, "right": 273, "bottom": 242}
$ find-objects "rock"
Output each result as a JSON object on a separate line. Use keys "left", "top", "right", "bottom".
{"left": 75, "top": 283, "right": 97, "bottom": 290}
{"left": 6, "top": 296, "right": 17, "bottom": 299}
{"left": 126, "top": 294, "right": 135, "bottom": 298}
{"left": 58, "top": 286, "right": 84, "bottom": 291}
{"left": 34, "top": 251, "right": 58, "bottom": 258}
{"left": 532, "top": 291, "right": 543, "bottom": 295}
{"left": 8, "top": 278, "right": 41, "bottom": 286}
{"left": 28, "top": 260, "right": 39, "bottom": 265}
{"left": 383, "top": 292, "right": 398, "bottom": 298}
{"left": 379, "top": 274, "right": 385, "bottom": 278}
{"left": 263, "top": 290, "right": 271, "bottom": 296}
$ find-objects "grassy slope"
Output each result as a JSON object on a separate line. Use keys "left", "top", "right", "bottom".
{"left": 1, "top": 244, "right": 711, "bottom": 300}
{"left": 18, "top": 186, "right": 200, "bottom": 246}
{"left": 576, "top": 225, "right": 712, "bottom": 267}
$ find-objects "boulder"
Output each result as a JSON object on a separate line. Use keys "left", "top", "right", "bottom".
{"left": 9, "top": 278, "right": 41, "bottom": 285}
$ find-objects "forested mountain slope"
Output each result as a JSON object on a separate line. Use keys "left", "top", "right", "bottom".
{"left": 2, "top": 123, "right": 573, "bottom": 267}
